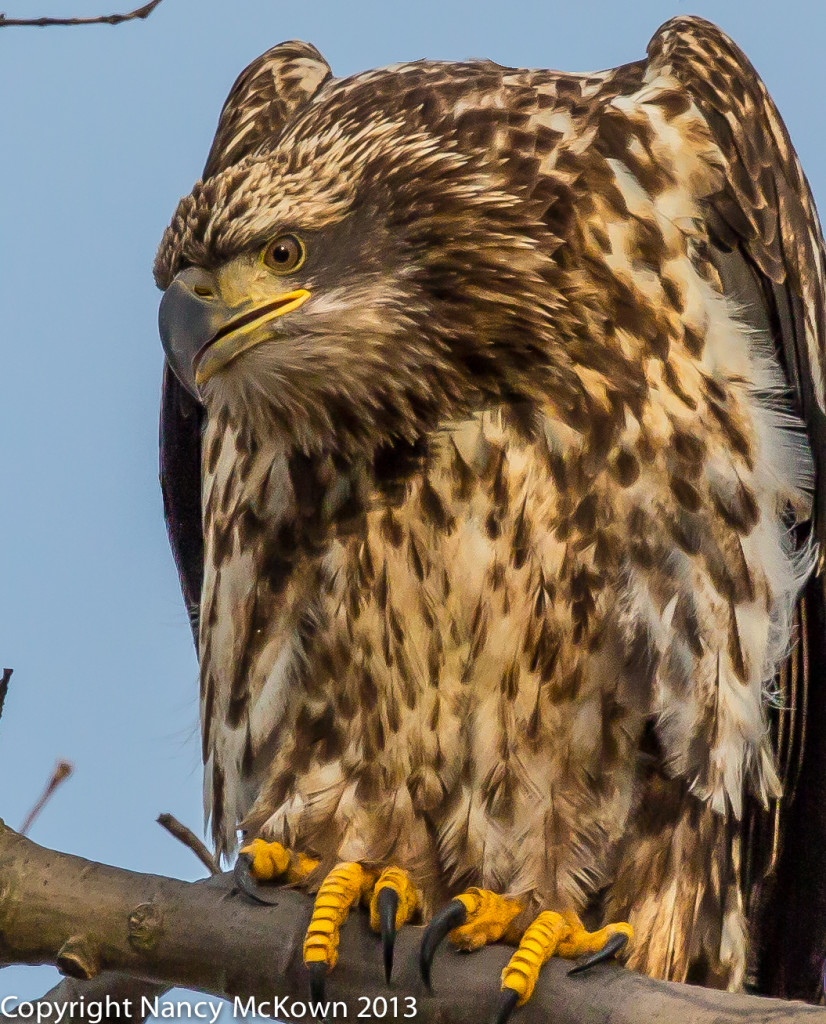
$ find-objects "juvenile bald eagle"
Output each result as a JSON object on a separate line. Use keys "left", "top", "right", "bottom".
{"left": 156, "top": 16, "right": 826, "bottom": 1012}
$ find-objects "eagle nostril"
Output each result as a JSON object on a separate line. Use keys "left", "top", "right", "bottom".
{"left": 194, "top": 285, "right": 214, "bottom": 298}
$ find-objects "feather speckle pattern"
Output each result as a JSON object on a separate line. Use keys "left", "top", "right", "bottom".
{"left": 158, "top": 18, "right": 826, "bottom": 995}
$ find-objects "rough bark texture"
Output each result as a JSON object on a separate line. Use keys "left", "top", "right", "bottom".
{"left": 1, "top": 821, "right": 825, "bottom": 1023}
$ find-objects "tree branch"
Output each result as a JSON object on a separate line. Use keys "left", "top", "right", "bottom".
{"left": 1, "top": 820, "right": 825, "bottom": 1024}
{"left": 0, "top": 0, "right": 165, "bottom": 28}
{"left": 157, "top": 812, "right": 219, "bottom": 876}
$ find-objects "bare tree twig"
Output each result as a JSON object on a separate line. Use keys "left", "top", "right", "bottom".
{"left": 1, "top": 821, "right": 825, "bottom": 1024}
{"left": 19, "top": 760, "right": 73, "bottom": 836}
{"left": 0, "top": 0, "right": 165, "bottom": 28}
{"left": 0, "top": 668, "right": 11, "bottom": 725}
{"left": 157, "top": 812, "right": 219, "bottom": 876}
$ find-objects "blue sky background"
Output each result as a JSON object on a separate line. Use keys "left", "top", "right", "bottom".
{"left": 1, "top": 0, "right": 825, "bottom": 1012}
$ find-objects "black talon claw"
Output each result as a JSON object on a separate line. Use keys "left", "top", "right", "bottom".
{"left": 378, "top": 886, "right": 399, "bottom": 984}
{"left": 308, "top": 960, "right": 327, "bottom": 1006}
{"left": 567, "top": 931, "right": 628, "bottom": 976}
{"left": 491, "top": 987, "right": 519, "bottom": 1024}
{"left": 419, "top": 899, "right": 468, "bottom": 990}
{"left": 232, "top": 852, "right": 280, "bottom": 905}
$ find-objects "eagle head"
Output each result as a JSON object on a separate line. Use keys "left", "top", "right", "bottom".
{"left": 155, "top": 61, "right": 565, "bottom": 454}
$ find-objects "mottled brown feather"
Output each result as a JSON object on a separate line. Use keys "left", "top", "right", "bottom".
{"left": 157, "top": 16, "right": 826, "bottom": 999}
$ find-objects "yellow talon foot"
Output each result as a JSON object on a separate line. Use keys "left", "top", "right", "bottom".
{"left": 557, "top": 910, "right": 633, "bottom": 964}
{"left": 369, "top": 866, "right": 418, "bottom": 933}
{"left": 369, "top": 867, "right": 418, "bottom": 982}
{"left": 303, "top": 862, "right": 377, "bottom": 975}
{"left": 240, "top": 838, "right": 320, "bottom": 884}
{"left": 495, "top": 910, "right": 633, "bottom": 1022}
{"left": 234, "top": 838, "right": 320, "bottom": 903}
{"left": 451, "top": 889, "right": 524, "bottom": 949}
{"left": 420, "top": 888, "right": 523, "bottom": 989}
{"left": 500, "top": 911, "right": 569, "bottom": 1006}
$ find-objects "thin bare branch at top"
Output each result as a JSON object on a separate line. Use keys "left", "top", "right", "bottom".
{"left": 0, "top": 0, "right": 165, "bottom": 28}
{"left": 0, "top": 668, "right": 11, "bottom": 725}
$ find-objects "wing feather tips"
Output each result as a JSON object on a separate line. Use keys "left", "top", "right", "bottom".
{"left": 645, "top": 16, "right": 826, "bottom": 999}
{"left": 646, "top": 15, "right": 826, "bottom": 422}
{"left": 202, "top": 40, "right": 332, "bottom": 180}
{"left": 160, "top": 363, "right": 204, "bottom": 646}
{"left": 748, "top": 576, "right": 826, "bottom": 1000}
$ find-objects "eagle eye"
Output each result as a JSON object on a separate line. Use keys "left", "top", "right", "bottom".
{"left": 263, "top": 234, "right": 305, "bottom": 274}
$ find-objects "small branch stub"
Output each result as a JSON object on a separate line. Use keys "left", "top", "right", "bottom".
{"left": 20, "top": 760, "right": 74, "bottom": 835}
{"left": 56, "top": 935, "right": 100, "bottom": 980}
{"left": 157, "top": 813, "right": 219, "bottom": 876}
{"left": 128, "top": 902, "right": 164, "bottom": 954}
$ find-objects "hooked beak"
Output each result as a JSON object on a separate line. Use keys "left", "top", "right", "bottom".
{"left": 158, "top": 266, "right": 310, "bottom": 397}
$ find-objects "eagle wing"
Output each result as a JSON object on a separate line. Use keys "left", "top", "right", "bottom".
{"left": 160, "top": 365, "right": 204, "bottom": 643}
{"left": 202, "top": 40, "right": 332, "bottom": 179}
{"left": 159, "top": 41, "right": 333, "bottom": 645}
{"left": 646, "top": 17, "right": 826, "bottom": 998}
